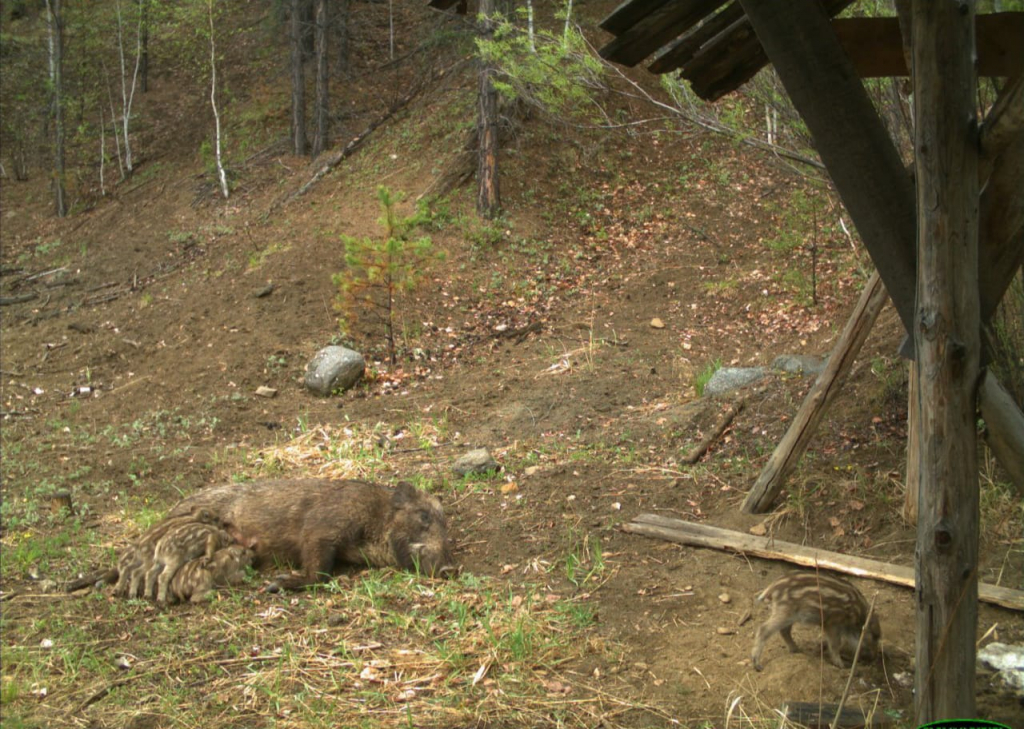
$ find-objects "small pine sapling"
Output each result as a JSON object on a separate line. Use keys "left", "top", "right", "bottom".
{"left": 333, "top": 186, "right": 442, "bottom": 365}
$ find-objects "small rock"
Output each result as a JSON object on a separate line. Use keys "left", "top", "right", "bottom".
{"left": 304, "top": 346, "right": 365, "bottom": 396}
{"left": 452, "top": 448, "right": 500, "bottom": 476}
{"left": 716, "top": 627, "right": 736, "bottom": 635}
{"left": 718, "top": 593, "right": 732, "bottom": 604}
{"left": 254, "top": 284, "right": 275, "bottom": 298}
{"left": 523, "top": 466, "right": 542, "bottom": 477}
{"left": 771, "top": 354, "right": 827, "bottom": 376}
{"left": 255, "top": 386, "right": 278, "bottom": 398}
{"left": 703, "top": 367, "right": 767, "bottom": 397}
{"left": 650, "top": 317, "right": 665, "bottom": 329}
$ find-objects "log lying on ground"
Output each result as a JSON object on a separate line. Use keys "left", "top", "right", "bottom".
{"left": 622, "top": 513, "right": 1024, "bottom": 611}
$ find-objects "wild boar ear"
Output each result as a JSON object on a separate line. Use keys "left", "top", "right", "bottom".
{"left": 393, "top": 481, "right": 418, "bottom": 504}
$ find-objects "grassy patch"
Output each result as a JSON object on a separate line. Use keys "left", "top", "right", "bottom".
{"left": 0, "top": 568, "right": 633, "bottom": 728}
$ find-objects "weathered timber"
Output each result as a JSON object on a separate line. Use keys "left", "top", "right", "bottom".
{"left": 980, "top": 74, "right": 1023, "bottom": 171}
{"left": 782, "top": 702, "right": 892, "bottom": 729}
{"left": 737, "top": 0, "right": 917, "bottom": 338}
{"left": 903, "top": 366, "right": 920, "bottom": 524}
{"left": 599, "top": 0, "right": 726, "bottom": 68}
{"left": 979, "top": 120, "right": 1024, "bottom": 325}
{"left": 979, "top": 369, "right": 1024, "bottom": 495}
{"left": 622, "top": 514, "right": 1024, "bottom": 611}
{"left": 648, "top": 2, "right": 744, "bottom": 74}
{"left": 911, "top": 1, "right": 980, "bottom": 721}
{"left": 681, "top": 400, "right": 743, "bottom": 465}
{"left": 675, "top": 0, "right": 856, "bottom": 101}
{"left": 600, "top": 0, "right": 676, "bottom": 36}
{"left": 743, "top": 271, "right": 888, "bottom": 514}
{"left": 831, "top": 15, "right": 1023, "bottom": 78}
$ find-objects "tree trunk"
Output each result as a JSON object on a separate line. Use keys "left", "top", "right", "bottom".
{"left": 208, "top": 0, "right": 229, "bottom": 199}
{"left": 46, "top": 0, "right": 67, "bottom": 217}
{"left": 312, "top": 0, "right": 330, "bottom": 157}
{"left": 140, "top": 0, "right": 150, "bottom": 93}
{"left": 290, "top": 0, "right": 307, "bottom": 156}
{"left": 910, "top": 0, "right": 980, "bottom": 722}
{"left": 476, "top": 0, "right": 500, "bottom": 219}
{"left": 336, "top": 0, "right": 351, "bottom": 78}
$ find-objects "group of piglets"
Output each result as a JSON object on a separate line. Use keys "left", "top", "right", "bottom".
{"left": 89, "top": 479, "right": 455, "bottom": 604}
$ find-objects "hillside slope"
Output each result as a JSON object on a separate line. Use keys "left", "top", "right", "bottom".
{"left": 2, "top": 3, "right": 1021, "bottom": 727}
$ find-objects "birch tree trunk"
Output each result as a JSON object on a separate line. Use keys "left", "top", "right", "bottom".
{"left": 911, "top": 0, "right": 981, "bottom": 721}
{"left": 208, "top": 0, "right": 229, "bottom": 199}
{"left": 46, "top": 0, "right": 67, "bottom": 217}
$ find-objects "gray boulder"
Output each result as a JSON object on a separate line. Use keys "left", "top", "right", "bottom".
{"left": 771, "top": 354, "right": 827, "bottom": 377}
{"left": 453, "top": 448, "right": 500, "bottom": 476}
{"left": 703, "top": 367, "right": 767, "bottom": 397}
{"left": 304, "top": 346, "right": 365, "bottom": 396}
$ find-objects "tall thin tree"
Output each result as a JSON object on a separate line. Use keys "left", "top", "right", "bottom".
{"left": 476, "top": 0, "right": 500, "bottom": 218}
{"left": 312, "top": 0, "right": 330, "bottom": 157}
{"left": 45, "top": 0, "right": 67, "bottom": 216}
{"left": 290, "top": 0, "right": 307, "bottom": 155}
{"left": 208, "top": 0, "right": 229, "bottom": 198}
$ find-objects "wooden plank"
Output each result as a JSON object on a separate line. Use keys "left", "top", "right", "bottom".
{"left": 599, "top": 0, "right": 726, "bottom": 68}
{"left": 833, "top": 14, "right": 1024, "bottom": 78}
{"left": 743, "top": 271, "right": 889, "bottom": 513}
{"left": 648, "top": 1, "right": 744, "bottom": 74}
{"left": 622, "top": 514, "right": 1024, "bottom": 611}
{"left": 600, "top": 0, "right": 675, "bottom": 35}
{"left": 671, "top": 0, "right": 854, "bottom": 101}
{"left": 979, "top": 99, "right": 1024, "bottom": 325}
{"left": 910, "top": 1, "right": 981, "bottom": 720}
{"left": 979, "top": 369, "right": 1024, "bottom": 494}
{"left": 736, "top": 0, "right": 916, "bottom": 338}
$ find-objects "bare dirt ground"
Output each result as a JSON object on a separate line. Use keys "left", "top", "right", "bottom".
{"left": 2, "top": 5, "right": 1022, "bottom": 728}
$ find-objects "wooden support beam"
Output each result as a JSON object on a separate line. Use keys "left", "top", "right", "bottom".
{"left": 621, "top": 514, "right": 1024, "bottom": 611}
{"left": 979, "top": 369, "right": 1024, "bottom": 494}
{"left": 737, "top": 0, "right": 918, "bottom": 347}
{"left": 599, "top": 0, "right": 726, "bottom": 68}
{"left": 910, "top": 0, "right": 981, "bottom": 721}
{"left": 600, "top": 0, "right": 677, "bottom": 36}
{"left": 979, "top": 108, "right": 1024, "bottom": 325}
{"left": 649, "top": 2, "right": 744, "bottom": 75}
{"left": 742, "top": 271, "right": 889, "bottom": 514}
{"left": 831, "top": 14, "right": 1024, "bottom": 78}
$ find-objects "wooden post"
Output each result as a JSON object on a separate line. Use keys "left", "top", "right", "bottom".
{"left": 903, "top": 365, "right": 919, "bottom": 523}
{"left": 910, "top": 0, "right": 980, "bottom": 721}
{"left": 742, "top": 271, "right": 888, "bottom": 513}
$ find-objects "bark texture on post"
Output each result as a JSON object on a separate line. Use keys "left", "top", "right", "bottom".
{"left": 290, "top": 0, "right": 307, "bottom": 156}
{"left": 476, "top": 0, "right": 500, "bottom": 219}
{"left": 911, "top": 0, "right": 980, "bottom": 721}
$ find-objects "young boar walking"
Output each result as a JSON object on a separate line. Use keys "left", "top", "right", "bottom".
{"left": 751, "top": 572, "right": 880, "bottom": 671}
{"left": 168, "top": 544, "right": 255, "bottom": 604}
{"left": 167, "top": 479, "right": 455, "bottom": 589}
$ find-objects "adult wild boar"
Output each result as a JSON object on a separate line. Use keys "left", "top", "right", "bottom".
{"left": 167, "top": 479, "right": 455, "bottom": 588}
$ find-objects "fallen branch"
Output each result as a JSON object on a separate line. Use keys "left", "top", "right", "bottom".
{"left": 681, "top": 400, "right": 743, "bottom": 464}
{"left": 622, "top": 513, "right": 1024, "bottom": 611}
{"left": 0, "top": 293, "right": 38, "bottom": 306}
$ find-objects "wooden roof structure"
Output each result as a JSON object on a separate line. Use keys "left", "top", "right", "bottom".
{"left": 598, "top": 0, "right": 1023, "bottom": 100}
{"left": 593, "top": 0, "right": 1024, "bottom": 722}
